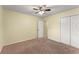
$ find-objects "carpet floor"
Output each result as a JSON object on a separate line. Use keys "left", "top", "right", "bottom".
{"left": 1, "top": 38, "right": 79, "bottom": 54}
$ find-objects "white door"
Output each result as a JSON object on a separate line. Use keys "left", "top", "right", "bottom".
{"left": 60, "top": 16, "right": 70, "bottom": 44}
{"left": 71, "top": 15, "right": 79, "bottom": 48}
{"left": 38, "top": 20, "right": 44, "bottom": 38}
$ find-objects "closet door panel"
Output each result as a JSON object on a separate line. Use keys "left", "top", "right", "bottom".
{"left": 60, "top": 17, "right": 70, "bottom": 44}
{"left": 71, "top": 15, "right": 79, "bottom": 48}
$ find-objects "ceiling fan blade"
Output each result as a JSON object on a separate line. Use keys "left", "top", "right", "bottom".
{"left": 35, "top": 12, "right": 39, "bottom": 14}
{"left": 33, "top": 8, "right": 39, "bottom": 10}
{"left": 45, "top": 9, "right": 51, "bottom": 11}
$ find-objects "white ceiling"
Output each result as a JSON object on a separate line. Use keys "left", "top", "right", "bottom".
{"left": 3, "top": 5, "right": 79, "bottom": 18}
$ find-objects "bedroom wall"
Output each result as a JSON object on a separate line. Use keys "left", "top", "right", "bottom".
{"left": 0, "top": 6, "right": 3, "bottom": 52}
{"left": 3, "top": 9, "right": 39, "bottom": 45}
{"left": 44, "top": 7, "right": 79, "bottom": 42}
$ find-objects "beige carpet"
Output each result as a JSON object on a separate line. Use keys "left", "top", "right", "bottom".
{"left": 1, "top": 38, "right": 79, "bottom": 54}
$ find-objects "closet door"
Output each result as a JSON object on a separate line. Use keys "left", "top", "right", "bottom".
{"left": 71, "top": 15, "right": 79, "bottom": 48}
{"left": 60, "top": 16, "right": 70, "bottom": 44}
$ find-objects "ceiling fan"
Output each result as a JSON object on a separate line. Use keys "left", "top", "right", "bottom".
{"left": 33, "top": 5, "right": 51, "bottom": 15}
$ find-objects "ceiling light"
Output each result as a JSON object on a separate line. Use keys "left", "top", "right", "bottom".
{"left": 38, "top": 11, "right": 45, "bottom": 15}
{"left": 33, "top": 5, "right": 51, "bottom": 16}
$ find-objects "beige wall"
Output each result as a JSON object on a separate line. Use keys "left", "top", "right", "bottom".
{"left": 0, "top": 6, "right": 3, "bottom": 52}
{"left": 44, "top": 8, "right": 79, "bottom": 42}
{"left": 3, "top": 9, "right": 39, "bottom": 45}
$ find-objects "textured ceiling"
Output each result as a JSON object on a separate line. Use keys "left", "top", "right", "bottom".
{"left": 3, "top": 5, "right": 79, "bottom": 18}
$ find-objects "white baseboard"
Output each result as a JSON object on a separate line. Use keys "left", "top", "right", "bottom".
{"left": 48, "top": 36, "right": 60, "bottom": 42}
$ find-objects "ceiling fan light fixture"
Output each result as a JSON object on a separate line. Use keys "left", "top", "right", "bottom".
{"left": 33, "top": 5, "right": 51, "bottom": 16}
{"left": 38, "top": 11, "right": 45, "bottom": 15}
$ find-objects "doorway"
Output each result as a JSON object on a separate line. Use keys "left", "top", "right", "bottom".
{"left": 37, "top": 19, "right": 44, "bottom": 38}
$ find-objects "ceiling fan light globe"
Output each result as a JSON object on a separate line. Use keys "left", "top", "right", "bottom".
{"left": 38, "top": 11, "right": 45, "bottom": 15}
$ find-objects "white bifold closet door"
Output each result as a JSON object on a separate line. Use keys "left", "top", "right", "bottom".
{"left": 60, "top": 16, "right": 70, "bottom": 45}
{"left": 61, "top": 15, "right": 79, "bottom": 48}
{"left": 71, "top": 15, "right": 79, "bottom": 48}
